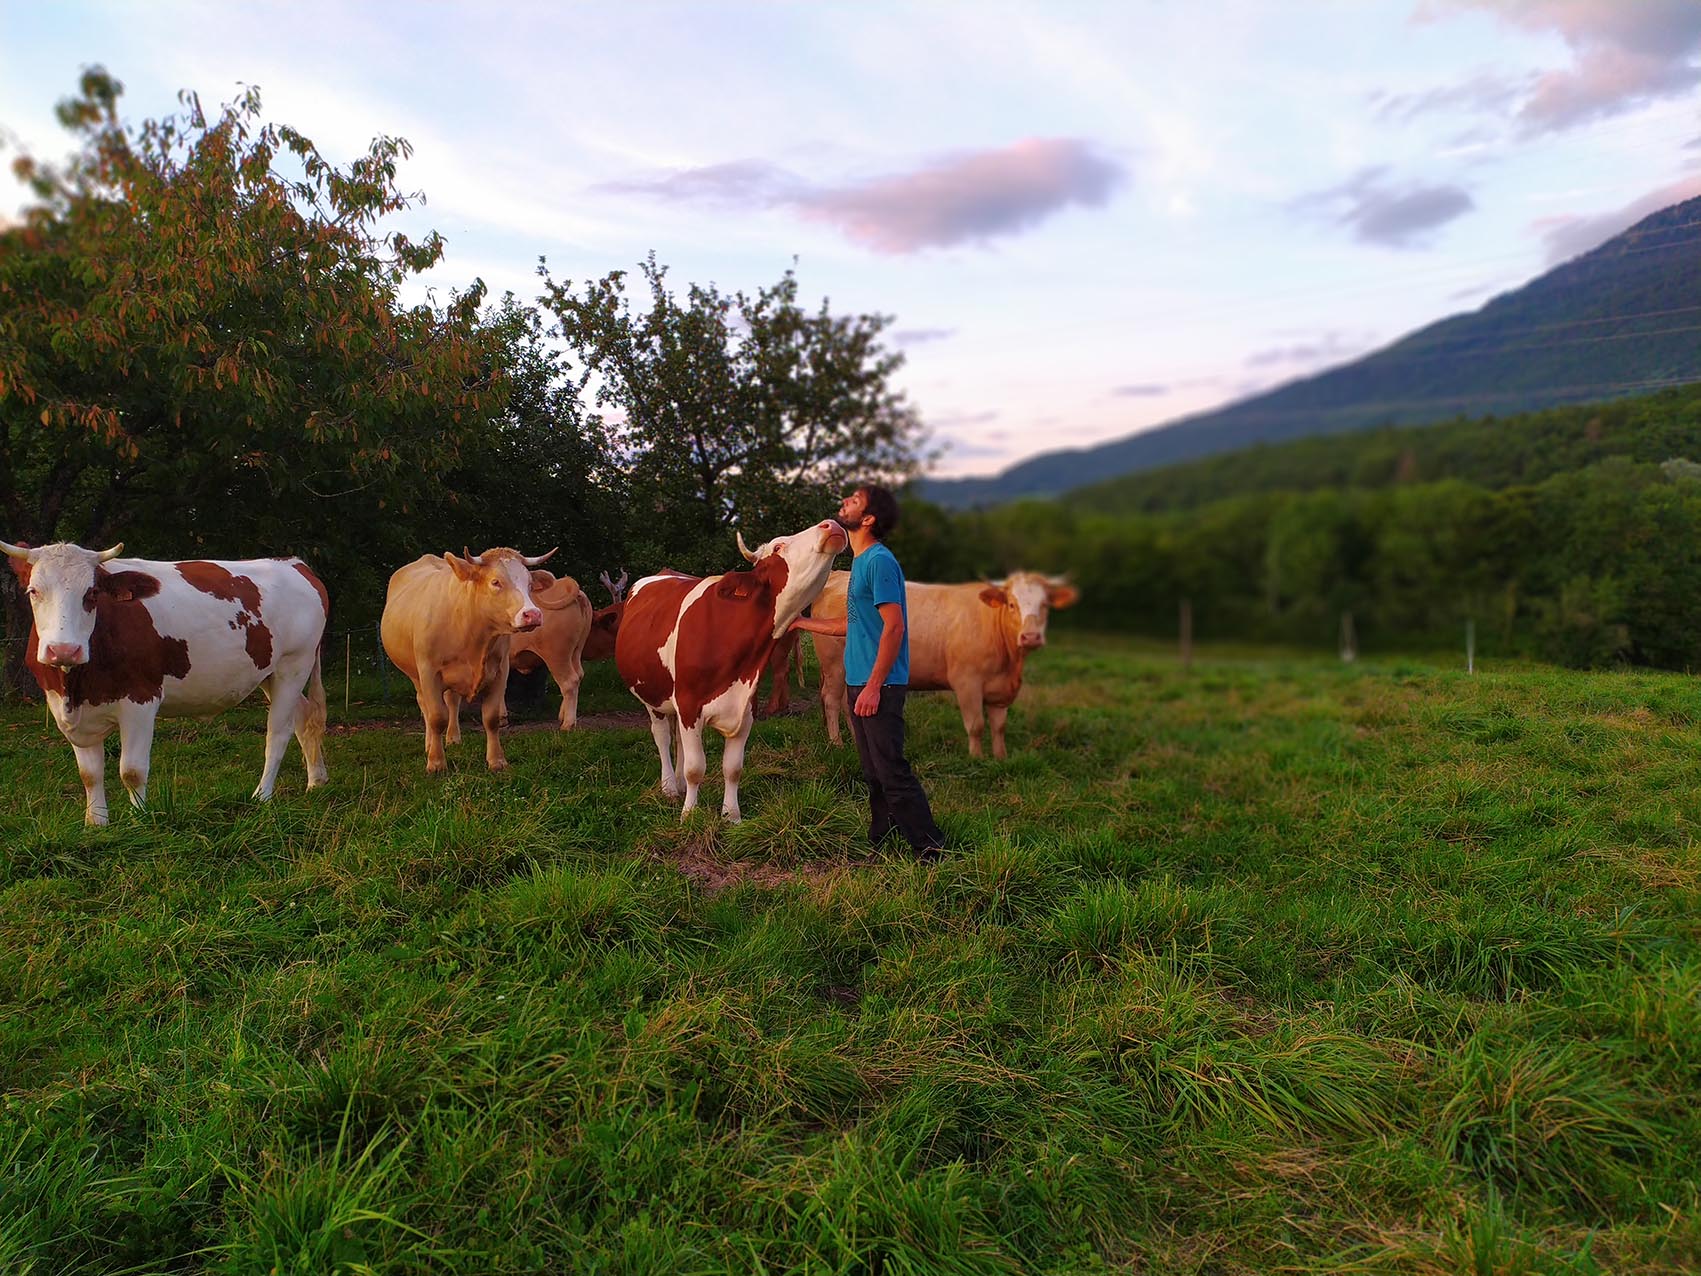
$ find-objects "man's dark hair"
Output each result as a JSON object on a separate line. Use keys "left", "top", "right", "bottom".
{"left": 859, "top": 484, "right": 900, "bottom": 540}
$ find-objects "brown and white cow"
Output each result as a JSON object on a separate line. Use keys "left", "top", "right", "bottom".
{"left": 810, "top": 570, "right": 1080, "bottom": 759}
{"left": 505, "top": 571, "right": 593, "bottom": 730}
{"left": 4, "top": 540, "right": 330, "bottom": 825}
{"left": 380, "top": 546, "right": 553, "bottom": 774}
{"left": 615, "top": 519, "right": 849, "bottom": 821}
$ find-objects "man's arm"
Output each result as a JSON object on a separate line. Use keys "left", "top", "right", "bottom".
{"left": 791, "top": 615, "right": 846, "bottom": 637}
{"left": 854, "top": 602, "right": 905, "bottom": 716}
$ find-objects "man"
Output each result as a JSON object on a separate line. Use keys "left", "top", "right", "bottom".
{"left": 793, "top": 484, "right": 945, "bottom": 861}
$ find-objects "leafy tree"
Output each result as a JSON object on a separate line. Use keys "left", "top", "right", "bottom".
{"left": 0, "top": 68, "right": 504, "bottom": 690}
{"left": 538, "top": 253, "right": 926, "bottom": 573}
{"left": 437, "top": 295, "right": 625, "bottom": 588}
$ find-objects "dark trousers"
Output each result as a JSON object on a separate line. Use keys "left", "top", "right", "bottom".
{"left": 847, "top": 684, "right": 944, "bottom": 852}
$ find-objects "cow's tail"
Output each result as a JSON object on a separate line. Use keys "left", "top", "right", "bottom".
{"left": 299, "top": 640, "right": 329, "bottom": 786}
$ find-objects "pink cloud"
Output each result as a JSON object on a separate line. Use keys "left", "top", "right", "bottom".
{"left": 1536, "top": 174, "right": 1701, "bottom": 264}
{"left": 1421, "top": 0, "right": 1701, "bottom": 134}
{"left": 795, "top": 138, "right": 1125, "bottom": 254}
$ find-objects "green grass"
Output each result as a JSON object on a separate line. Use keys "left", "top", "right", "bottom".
{"left": 2, "top": 637, "right": 1699, "bottom": 1273}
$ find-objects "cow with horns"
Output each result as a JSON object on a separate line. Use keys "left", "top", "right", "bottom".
{"left": 615, "top": 520, "right": 849, "bottom": 821}
{"left": 380, "top": 545, "right": 555, "bottom": 773}
{"left": 810, "top": 570, "right": 1080, "bottom": 758}
{"left": 4, "top": 539, "right": 330, "bottom": 825}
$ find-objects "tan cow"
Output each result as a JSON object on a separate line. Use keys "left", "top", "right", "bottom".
{"left": 506, "top": 571, "right": 593, "bottom": 729}
{"left": 381, "top": 545, "right": 554, "bottom": 773}
{"left": 810, "top": 570, "right": 1079, "bottom": 758}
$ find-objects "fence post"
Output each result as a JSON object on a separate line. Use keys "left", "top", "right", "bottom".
{"left": 1339, "top": 611, "right": 1358, "bottom": 664}
{"left": 1466, "top": 618, "right": 1476, "bottom": 675}
{"left": 344, "top": 631, "right": 352, "bottom": 713}
{"left": 1179, "top": 598, "right": 1193, "bottom": 673}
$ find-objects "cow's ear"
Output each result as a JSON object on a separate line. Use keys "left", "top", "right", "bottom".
{"left": 593, "top": 609, "right": 620, "bottom": 633}
{"left": 1047, "top": 583, "right": 1080, "bottom": 610}
{"left": 529, "top": 570, "right": 558, "bottom": 593}
{"left": 98, "top": 568, "right": 160, "bottom": 602}
{"left": 979, "top": 586, "right": 1007, "bottom": 608}
{"left": 444, "top": 552, "right": 476, "bottom": 581}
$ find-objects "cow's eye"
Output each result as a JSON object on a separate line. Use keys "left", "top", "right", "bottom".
{"left": 491, "top": 579, "right": 505, "bottom": 590}
{"left": 25, "top": 587, "right": 38, "bottom": 600}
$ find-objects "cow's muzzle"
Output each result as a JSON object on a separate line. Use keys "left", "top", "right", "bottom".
{"left": 515, "top": 609, "right": 544, "bottom": 632}
{"left": 1019, "top": 633, "right": 1046, "bottom": 650}
{"left": 44, "top": 642, "right": 87, "bottom": 667}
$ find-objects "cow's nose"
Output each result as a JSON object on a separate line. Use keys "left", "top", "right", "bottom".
{"left": 516, "top": 609, "right": 543, "bottom": 632}
{"left": 45, "top": 642, "right": 86, "bottom": 667}
{"left": 1020, "top": 633, "right": 1045, "bottom": 649}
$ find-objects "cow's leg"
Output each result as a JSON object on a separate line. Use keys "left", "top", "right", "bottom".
{"left": 416, "top": 669, "right": 451, "bottom": 774}
{"left": 292, "top": 650, "right": 329, "bottom": 789}
{"left": 988, "top": 704, "right": 1010, "bottom": 760}
{"left": 720, "top": 704, "right": 754, "bottom": 823}
{"left": 952, "top": 679, "right": 987, "bottom": 758}
{"left": 647, "top": 710, "right": 683, "bottom": 799}
{"left": 71, "top": 740, "right": 110, "bottom": 827}
{"left": 251, "top": 673, "right": 300, "bottom": 800}
{"left": 556, "top": 652, "right": 583, "bottom": 731}
{"left": 256, "top": 654, "right": 321, "bottom": 799}
{"left": 483, "top": 658, "right": 512, "bottom": 771}
{"left": 117, "top": 704, "right": 160, "bottom": 809}
{"left": 819, "top": 648, "right": 847, "bottom": 746}
{"left": 678, "top": 722, "right": 708, "bottom": 818}
{"left": 444, "top": 689, "right": 463, "bottom": 746}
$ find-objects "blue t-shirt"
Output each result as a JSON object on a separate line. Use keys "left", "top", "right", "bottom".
{"left": 845, "top": 541, "right": 909, "bottom": 687}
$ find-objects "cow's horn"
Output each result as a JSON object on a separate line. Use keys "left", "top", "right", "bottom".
{"left": 463, "top": 546, "right": 485, "bottom": 565}
{"left": 522, "top": 547, "right": 557, "bottom": 567}
{"left": 97, "top": 543, "right": 125, "bottom": 561}
{"left": 736, "top": 531, "right": 758, "bottom": 563}
{"left": 0, "top": 540, "right": 32, "bottom": 560}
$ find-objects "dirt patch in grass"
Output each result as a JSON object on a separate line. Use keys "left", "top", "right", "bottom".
{"left": 664, "top": 843, "right": 856, "bottom": 893}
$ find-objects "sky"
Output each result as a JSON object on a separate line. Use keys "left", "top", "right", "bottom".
{"left": 3, "top": 1, "right": 1700, "bottom": 478}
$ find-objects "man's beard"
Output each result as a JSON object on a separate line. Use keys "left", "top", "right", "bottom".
{"left": 833, "top": 515, "right": 858, "bottom": 533}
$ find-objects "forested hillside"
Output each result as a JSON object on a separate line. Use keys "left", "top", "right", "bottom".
{"left": 904, "top": 379, "right": 1701, "bottom": 669}
{"left": 925, "top": 195, "right": 1701, "bottom": 508}
{"left": 1069, "top": 383, "right": 1701, "bottom": 513}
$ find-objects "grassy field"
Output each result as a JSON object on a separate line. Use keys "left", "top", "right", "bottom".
{"left": 2, "top": 636, "right": 1698, "bottom": 1274}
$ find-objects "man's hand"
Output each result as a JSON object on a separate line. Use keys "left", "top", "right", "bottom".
{"left": 854, "top": 683, "right": 882, "bottom": 717}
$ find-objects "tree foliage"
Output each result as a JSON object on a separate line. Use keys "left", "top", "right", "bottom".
{"left": 0, "top": 69, "right": 505, "bottom": 584}
{"left": 539, "top": 254, "right": 925, "bottom": 572}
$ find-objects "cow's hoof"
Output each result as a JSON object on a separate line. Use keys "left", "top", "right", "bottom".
{"left": 426, "top": 760, "right": 447, "bottom": 776}
{"left": 488, "top": 760, "right": 511, "bottom": 773}
{"left": 722, "top": 811, "right": 743, "bottom": 824}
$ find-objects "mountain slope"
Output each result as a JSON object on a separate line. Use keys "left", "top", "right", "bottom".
{"left": 923, "top": 195, "right": 1701, "bottom": 509}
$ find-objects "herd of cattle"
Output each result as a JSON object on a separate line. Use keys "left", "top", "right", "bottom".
{"left": 3, "top": 524, "right": 1079, "bottom": 826}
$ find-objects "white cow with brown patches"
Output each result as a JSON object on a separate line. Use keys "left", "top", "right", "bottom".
{"left": 4, "top": 540, "right": 330, "bottom": 825}
{"left": 810, "top": 570, "right": 1080, "bottom": 759}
